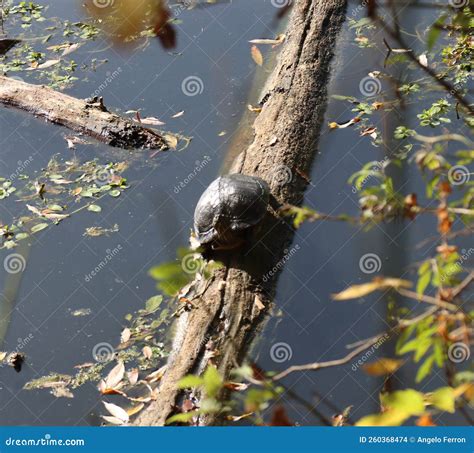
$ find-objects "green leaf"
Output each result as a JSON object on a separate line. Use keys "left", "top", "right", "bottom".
{"left": 48, "top": 204, "right": 64, "bottom": 212}
{"left": 429, "top": 387, "right": 455, "bottom": 413}
{"left": 414, "top": 339, "right": 432, "bottom": 363}
{"left": 109, "top": 189, "right": 121, "bottom": 197}
{"left": 145, "top": 295, "right": 163, "bottom": 313}
{"left": 165, "top": 411, "right": 198, "bottom": 425}
{"left": 381, "top": 389, "right": 425, "bottom": 416}
{"left": 356, "top": 410, "right": 410, "bottom": 427}
{"left": 177, "top": 375, "right": 203, "bottom": 389}
{"left": 203, "top": 366, "right": 223, "bottom": 399}
{"left": 87, "top": 204, "right": 102, "bottom": 213}
{"left": 31, "top": 223, "right": 49, "bottom": 234}
{"left": 416, "top": 355, "right": 435, "bottom": 383}
{"left": 417, "top": 268, "right": 432, "bottom": 295}
{"left": 426, "top": 15, "right": 446, "bottom": 50}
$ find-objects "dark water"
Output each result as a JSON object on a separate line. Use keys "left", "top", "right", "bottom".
{"left": 0, "top": 1, "right": 470, "bottom": 426}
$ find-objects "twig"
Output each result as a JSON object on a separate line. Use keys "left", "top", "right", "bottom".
{"left": 397, "top": 306, "right": 438, "bottom": 327}
{"left": 413, "top": 133, "right": 474, "bottom": 148}
{"left": 396, "top": 288, "right": 458, "bottom": 311}
{"left": 271, "top": 334, "right": 385, "bottom": 382}
{"left": 452, "top": 271, "right": 474, "bottom": 299}
{"left": 375, "top": 16, "right": 473, "bottom": 115}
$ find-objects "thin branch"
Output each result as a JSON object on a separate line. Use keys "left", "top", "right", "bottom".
{"left": 375, "top": 15, "right": 474, "bottom": 115}
{"left": 452, "top": 271, "right": 474, "bottom": 299}
{"left": 271, "top": 334, "right": 385, "bottom": 382}
{"left": 396, "top": 287, "right": 458, "bottom": 311}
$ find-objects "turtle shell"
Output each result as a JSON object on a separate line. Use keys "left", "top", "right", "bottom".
{"left": 194, "top": 173, "right": 270, "bottom": 249}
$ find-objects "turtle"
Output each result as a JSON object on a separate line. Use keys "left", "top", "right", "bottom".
{"left": 193, "top": 173, "right": 270, "bottom": 250}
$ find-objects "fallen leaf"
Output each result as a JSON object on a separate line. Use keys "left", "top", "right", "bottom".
{"left": 142, "top": 346, "right": 153, "bottom": 360}
{"left": 251, "top": 45, "right": 263, "bottom": 66}
{"left": 248, "top": 34, "right": 285, "bottom": 47}
{"left": 103, "top": 402, "right": 129, "bottom": 423}
{"left": 332, "top": 278, "right": 412, "bottom": 300}
{"left": 171, "top": 110, "right": 185, "bottom": 118}
{"left": 120, "top": 328, "right": 131, "bottom": 344}
{"left": 127, "top": 369, "right": 139, "bottom": 386}
{"left": 136, "top": 116, "right": 165, "bottom": 126}
{"left": 127, "top": 403, "right": 145, "bottom": 417}
{"left": 105, "top": 361, "right": 125, "bottom": 389}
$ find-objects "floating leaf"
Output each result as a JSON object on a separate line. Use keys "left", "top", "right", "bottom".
{"left": 87, "top": 204, "right": 102, "bottom": 213}
{"left": 103, "top": 402, "right": 129, "bottom": 423}
{"left": 251, "top": 45, "right": 263, "bottom": 66}
{"left": 145, "top": 295, "right": 163, "bottom": 313}
{"left": 109, "top": 190, "right": 121, "bottom": 197}
{"left": 105, "top": 361, "right": 125, "bottom": 390}
{"left": 31, "top": 223, "right": 49, "bottom": 234}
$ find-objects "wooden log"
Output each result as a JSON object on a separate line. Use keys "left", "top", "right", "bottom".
{"left": 0, "top": 76, "right": 174, "bottom": 150}
{"left": 134, "top": 0, "right": 347, "bottom": 426}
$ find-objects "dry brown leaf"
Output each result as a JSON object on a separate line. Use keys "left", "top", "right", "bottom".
{"left": 127, "top": 403, "right": 145, "bottom": 417}
{"left": 332, "top": 278, "right": 412, "bottom": 301}
{"left": 247, "top": 104, "right": 262, "bottom": 113}
{"left": 251, "top": 45, "right": 263, "bottom": 66}
{"left": 105, "top": 361, "right": 125, "bottom": 389}
{"left": 226, "top": 412, "right": 254, "bottom": 422}
{"left": 27, "top": 59, "right": 60, "bottom": 70}
{"left": 163, "top": 134, "right": 178, "bottom": 149}
{"left": 248, "top": 34, "right": 285, "bottom": 46}
{"left": 103, "top": 402, "right": 129, "bottom": 423}
{"left": 120, "top": 328, "right": 131, "bottom": 344}
{"left": 137, "top": 116, "right": 165, "bottom": 126}
{"left": 254, "top": 295, "right": 265, "bottom": 310}
{"left": 102, "top": 415, "right": 125, "bottom": 425}
{"left": 362, "top": 358, "right": 404, "bottom": 376}
{"left": 127, "top": 369, "right": 139, "bottom": 386}
{"left": 142, "top": 346, "right": 153, "bottom": 360}
{"left": 416, "top": 414, "right": 436, "bottom": 426}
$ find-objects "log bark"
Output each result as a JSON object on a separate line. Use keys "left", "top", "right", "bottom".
{"left": 0, "top": 76, "right": 174, "bottom": 150}
{"left": 135, "top": 0, "right": 347, "bottom": 426}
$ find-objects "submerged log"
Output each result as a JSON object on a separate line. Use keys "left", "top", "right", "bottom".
{"left": 135, "top": 0, "right": 347, "bottom": 426}
{"left": 0, "top": 76, "right": 174, "bottom": 150}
